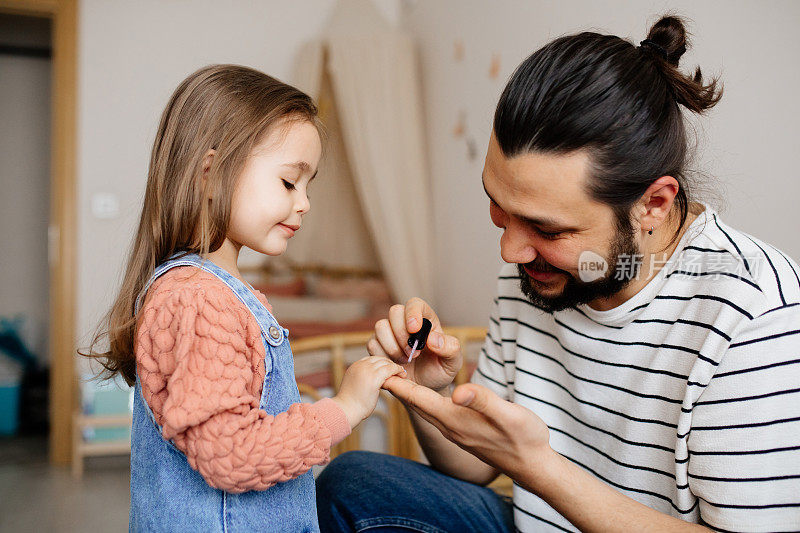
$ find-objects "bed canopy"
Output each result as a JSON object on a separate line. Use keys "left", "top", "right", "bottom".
{"left": 283, "top": 0, "right": 434, "bottom": 305}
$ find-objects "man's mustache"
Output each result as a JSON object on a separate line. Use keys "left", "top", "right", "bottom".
{"left": 524, "top": 258, "right": 568, "bottom": 275}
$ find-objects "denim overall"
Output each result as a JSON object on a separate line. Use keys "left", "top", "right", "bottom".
{"left": 129, "top": 253, "right": 319, "bottom": 532}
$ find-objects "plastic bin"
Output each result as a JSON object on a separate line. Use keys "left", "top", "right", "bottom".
{"left": 0, "top": 382, "right": 21, "bottom": 435}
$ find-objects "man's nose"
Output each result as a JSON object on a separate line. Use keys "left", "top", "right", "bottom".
{"left": 499, "top": 222, "right": 537, "bottom": 264}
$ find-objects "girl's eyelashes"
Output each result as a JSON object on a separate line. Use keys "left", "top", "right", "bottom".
{"left": 282, "top": 179, "right": 296, "bottom": 190}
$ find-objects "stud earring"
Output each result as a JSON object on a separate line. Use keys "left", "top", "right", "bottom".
{"left": 648, "top": 226, "right": 654, "bottom": 235}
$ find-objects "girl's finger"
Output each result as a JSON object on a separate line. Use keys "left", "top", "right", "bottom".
{"left": 372, "top": 356, "right": 405, "bottom": 374}
{"left": 377, "top": 360, "right": 407, "bottom": 379}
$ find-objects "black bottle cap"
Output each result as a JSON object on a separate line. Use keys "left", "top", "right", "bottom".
{"left": 407, "top": 318, "right": 433, "bottom": 348}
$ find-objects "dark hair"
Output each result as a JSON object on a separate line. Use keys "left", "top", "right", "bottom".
{"left": 493, "top": 15, "right": 722, "bottom": 241}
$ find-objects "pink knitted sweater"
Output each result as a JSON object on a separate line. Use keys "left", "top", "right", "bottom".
{"left": 135, "top": 266, "right": 351, "bottom": 493}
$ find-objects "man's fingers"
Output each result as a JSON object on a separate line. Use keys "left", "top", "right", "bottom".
{"left": 406, "top": 403, "right": 451, "bottom": 437}
{"left": 366, "top": 336, "right": 389, "bottom": 359}
{"left": 374, "top": 318, "right": 405, "bottom": 362}
{"left": 382, "top": 377, "right": 451, "bottom": 433}
{"left": 424, "top": 332, "right": 460, "bottom": 360}
{"left": 382, "top": 376, "right": 450, "bottom": 417}
{"left": 384, "top": 378, "right": 483, "bottom": 445}
{"left": 388, "top": 305, "right": 411, "bottom": 352}
{"left": 381, "top": 375, "right": 418, "bottom": 400}
{"left": 401, "top": 298, "right": 459, "bottom": 360}
{"left": 452, "top": 384, "right": 498, "bottom": 416}
{"left": 404, "top": 297, "right": 442, "bottom": 334}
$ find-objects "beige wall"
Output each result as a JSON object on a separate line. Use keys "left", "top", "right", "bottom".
{"left": 403, "top": 0, "right": 800, "bottom": 326}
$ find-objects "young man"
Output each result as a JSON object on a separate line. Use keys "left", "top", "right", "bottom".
{"left": 317, "top": 16, "right": 800, "bottom": 532}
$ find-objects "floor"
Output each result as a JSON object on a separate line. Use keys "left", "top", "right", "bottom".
{"left": 0, "top": 436, "right": 130, "bottom": 532}
{"left": 0, "top": 418, "right": 407, "bottom": 531}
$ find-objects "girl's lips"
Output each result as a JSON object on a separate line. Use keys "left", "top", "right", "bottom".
{"left": 523, "top": 263, "right": 559, "bottom": 282}
{"left": 278, "top": 223, "right": 297, "bottom": 236}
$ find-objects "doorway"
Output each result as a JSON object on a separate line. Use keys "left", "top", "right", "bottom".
{"left": 0, "top": 11, "right": 52, "bottom": 463}
{"left": 0, "top": 0, "right": 78, "bottom": 466}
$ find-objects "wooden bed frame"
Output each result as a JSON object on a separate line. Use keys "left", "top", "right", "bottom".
{"left": 71, "top": 326, "right": 512, "bottom": 496}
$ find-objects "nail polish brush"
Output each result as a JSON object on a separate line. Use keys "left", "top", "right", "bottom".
{"left": 406, "top": 318, "right": 433, "bottom": 363}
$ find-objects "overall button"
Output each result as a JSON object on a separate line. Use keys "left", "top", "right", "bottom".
{"left": 268, "top": 326, "right": 282, "bottom": 340}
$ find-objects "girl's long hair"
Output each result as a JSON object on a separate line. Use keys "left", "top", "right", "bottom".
{"left": 80, "top": 64, "right": 320, "bottom": 385}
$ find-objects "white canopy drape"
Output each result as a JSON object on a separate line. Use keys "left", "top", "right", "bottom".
{"left": 291, "top": 0, "right": 434, "bottom": 304}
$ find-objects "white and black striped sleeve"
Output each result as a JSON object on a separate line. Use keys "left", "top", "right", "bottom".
{"left": 471, "top": 281, "right": 513, "bottom": 401}
{"left": 688, "top": 303, "right": 800, "bottom": 531}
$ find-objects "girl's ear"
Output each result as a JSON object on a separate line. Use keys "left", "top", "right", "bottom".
{"left": 201, "top": 149, "right": 216, "bottom": 199}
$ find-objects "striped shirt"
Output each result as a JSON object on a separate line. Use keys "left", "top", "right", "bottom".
{"left": 471, "top": 205, "right": 800, "bottom": 532}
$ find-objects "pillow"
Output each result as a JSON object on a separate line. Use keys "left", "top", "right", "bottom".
{"left": 267, "top": 296, "right": 371, "bottom": 323}
{"left": 250, "top": 276, "right": 306, "bottom": 297}
{"left": 313, "top": 277, "right": 392, "bottom": 303}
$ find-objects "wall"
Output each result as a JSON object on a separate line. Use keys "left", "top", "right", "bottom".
{"left": 403, "top": 0, "right": 800, "bottom": 326}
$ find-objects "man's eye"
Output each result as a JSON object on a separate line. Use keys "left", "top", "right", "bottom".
{"left": 282, "top": 179, "right": 296, "bottom": 190}
{"left": 534, "top": 227, "right": 562, "bottom": 240}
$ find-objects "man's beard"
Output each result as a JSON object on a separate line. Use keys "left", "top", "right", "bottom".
{"left": 518, "top": 222, "right": 640, "bottom": 313}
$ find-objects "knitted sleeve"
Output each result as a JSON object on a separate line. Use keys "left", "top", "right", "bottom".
{"left": 136, "top": 285, "right": 351, "bottom": 493}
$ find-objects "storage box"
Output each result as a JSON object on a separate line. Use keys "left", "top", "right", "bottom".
{"left": 81, "top": 376, "right": 133, "bottom": 442}
{"left": 0, "top": 382, "right": 21, "bottom": 435}
{"left": 0, "top": 353, "right": 24, "bottom": 436}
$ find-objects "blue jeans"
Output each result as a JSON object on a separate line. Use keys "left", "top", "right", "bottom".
{"left": 316, "top": 451, "right": 514, "bottom": 533}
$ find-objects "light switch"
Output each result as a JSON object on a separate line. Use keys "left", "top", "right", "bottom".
{"left": 91, "top": 192, "right": 120, "bottom": 219}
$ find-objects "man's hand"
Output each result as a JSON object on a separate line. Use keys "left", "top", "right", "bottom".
{"left": 382, "top": 376, "right": 552, "bottom": 480}
{"left": 383, "top": 377, "right": 712, "bottom": 532}
{"left": 367, "top": 297, "right": 463, "bottom": 391}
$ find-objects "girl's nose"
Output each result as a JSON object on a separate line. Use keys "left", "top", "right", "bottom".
{"left": 296, "top": 192, "right": 310, "bottom": 215}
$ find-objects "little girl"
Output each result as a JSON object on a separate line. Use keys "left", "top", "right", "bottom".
{"left": 84, "top": 64, "right": 406, "bottom": 532}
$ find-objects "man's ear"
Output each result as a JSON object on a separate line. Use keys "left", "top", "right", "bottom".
{"left": 636, "top": 175, "right": 679, "bottom": 234}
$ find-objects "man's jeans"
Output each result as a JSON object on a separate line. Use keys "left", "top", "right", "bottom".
{"left": 316, "top": 451, "right": 515, "bottom": 532}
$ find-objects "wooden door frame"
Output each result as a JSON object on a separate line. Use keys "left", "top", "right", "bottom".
{"left": 0, "top": 0, "right": 78, "bottom": 465}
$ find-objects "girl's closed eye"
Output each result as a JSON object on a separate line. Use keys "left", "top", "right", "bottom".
{"left": 282, "top": 179, "right": 296, "bottom": 190}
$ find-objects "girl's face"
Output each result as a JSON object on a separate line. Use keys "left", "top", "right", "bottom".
{"left": 227, "top": 119, "right": 321, "bottom": 256}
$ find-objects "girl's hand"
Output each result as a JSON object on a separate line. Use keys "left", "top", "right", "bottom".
{"left": 367, "top": 298, "right": 463, "bottom": 392}
{"left": 332, "top": 356, "right": 407, "bottom": 429}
